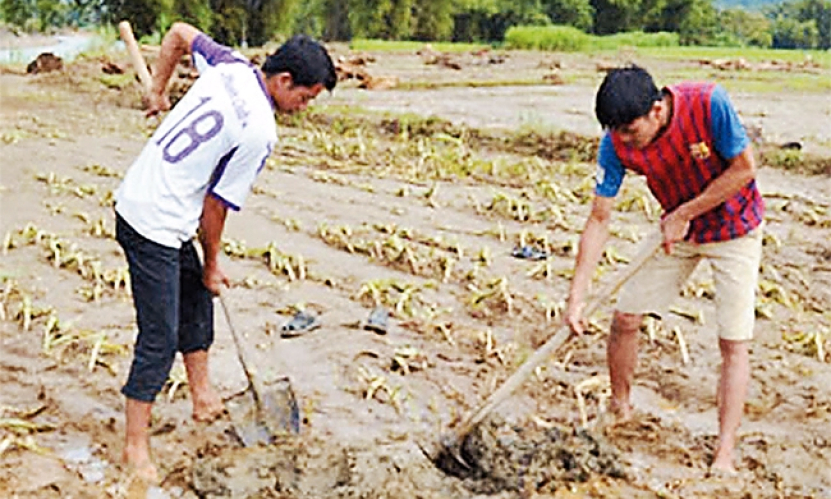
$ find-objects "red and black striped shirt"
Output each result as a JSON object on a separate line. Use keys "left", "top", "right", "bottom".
{"left": 610, "top": 82, "right": 764, "bottom": 243}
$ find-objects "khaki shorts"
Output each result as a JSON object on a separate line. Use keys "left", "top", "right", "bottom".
{"left": 616, "top": 226, "right": 763, "bottom": 341}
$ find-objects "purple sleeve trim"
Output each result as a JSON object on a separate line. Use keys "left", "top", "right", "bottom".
{"left": 255, "top": 69, "right": 276, "bottom": 110}
{"left": 208, "top": 191, "right": 240, "bottom": 211}
{"left": 208, "top": 147, "right": 238, "bottom": 191}
{"left": 207, "top": 147, "right": 241, "bottom": 211}
{"left": 192, "top": 33, "right": 247, "bottom": 67}
{"left": 256, "top": 147, "right": 272, "bottom": 174}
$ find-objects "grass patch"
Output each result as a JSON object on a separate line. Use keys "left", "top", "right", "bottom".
{"left": 349, "top": 39, "right": 489, "bottom": 53}
{"left": 592, "top": 31, "right": 678, "bottom": 50}
{"left": 761, "top": 147, "right": 831, "bottom": 175}
{"left": 98, "top": 73, "right": 134, "bottom": 90}
{"left": 710, "top": 71, "right": 830, "bottom": 94}
{"left": 505, "top": 26, "right": 591, "bottom": 51}
{"left": 625, "top": 66, "right": 831, "bottom": 94}
{"left": 632, "top": 46, "right": 831, "bottom": 68}
{"left": 505, "top": 26, "right": 678, "bottom": 52}
{"left": 503, "top": 27, "right": 830, "bottom": 70}
{"left": 396, "top": 78, "right": 563, "bottom": 90}
{"left": 719, "top": 75, "right": 831, "bottom": 94}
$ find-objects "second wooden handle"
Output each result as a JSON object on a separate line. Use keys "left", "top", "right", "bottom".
{"left": 118, "top": 20, "right": 153, "bottom": 96}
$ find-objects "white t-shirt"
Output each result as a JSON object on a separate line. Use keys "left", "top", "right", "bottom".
{"left": 115, "top": 33, "right": 277, "bottom": 248}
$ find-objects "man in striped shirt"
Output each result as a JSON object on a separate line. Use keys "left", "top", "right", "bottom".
{"left": 566, "top": 65, "right": 764, "bottom": 474}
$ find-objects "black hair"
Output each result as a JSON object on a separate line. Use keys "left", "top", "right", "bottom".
{"left": 261, "top": 35, "right": 337, "bottom": 91}
{"left": 595, "top": 65, "right": 662, "bottom": 129}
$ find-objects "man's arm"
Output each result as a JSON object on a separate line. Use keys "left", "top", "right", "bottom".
{"left": 199, "top": 193, "right": 230, "bottom": 294}
{"left": 662, "top": 145, "right": 757, "bottom": 252}
{"left": 145, "top": 22, "right": 202, "bottom": 115}
{"left": 662, "top": 85, "right": 757, "bottom": 252}
{"left": 566, "top": 195, "right": 615, "bottom": 334}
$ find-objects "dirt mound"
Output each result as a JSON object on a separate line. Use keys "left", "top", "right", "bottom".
{"left": 26, "top": 52, "right": 63, "bottom": 74}
{"left": 190, "top": 435, "right": 466, "bottom": 499}
{"left": 435, "top": 418, "right": 625, "bottom": 495}
{"left": 188, "top": 422, "right": 626, "bottom": 498}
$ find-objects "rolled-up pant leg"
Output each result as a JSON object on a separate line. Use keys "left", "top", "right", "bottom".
{"left": 177, "top": 241, "right": 214, "bottom": 354}
{"left": 116, "top": 214, "right": 179, "bottom": 403}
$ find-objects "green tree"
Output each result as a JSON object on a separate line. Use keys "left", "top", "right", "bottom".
{"left": 675, "top": 0, "right": 718, "bottom": 44}
{"left": 590, "top": 0, "right": 645, "bottom": 34}
{"left": 174, "top": 0, "right": 213, "bottom": 32}
{"left": 542, "top": 0, "right": 594, "bottom": 31}
{"left": 102, "top": 0, "right": 168, "bottom": 38}
{"left": 343, "top": 0, "right": 410, "bottom": 39}
{"left": 388, "top": 0, "right": 413, "bottom": 39}
{"left": 347, "top": 0, "right": 393, "bottom": 38}
{"left": 292, "top": 0, "right": 325, "bottom": 38}
{"left": 35, "top": 0, "right": 69, "bottom": 30}
{"left": 1, "top": 0, "right": 37, "bottom": 29}
{"left": 770, "top": 15, "right": 819, "bottom": 48}
{"left": 452, "top": 0, "right": 506, "bottom": 42}
{"left": 3, "top": 0, "right": 102, "bottom": 31}
{"left": 511, "top": 0, "right": 550, "bottom": 24}
{"left": 719, "top": 8, "right": 771, "bottom": 46}
{"left": 207, "top": 0, "right": 299, "bottom": 46}
{"left": 412, "top": 0, "right": 455, "bottom": 40}
{"left": 247, "top": 0, "right": 301, "bottom": 45}
{"left": 452, "top": 0, "right": 551, "bottom": 42}
{"left": 318, "top": 0, "right": 350, "bottom": 40}
{"left": 638, "top": 0, "right": 718, "bottom": 44}
{"left": 67, "top": 0, "right": 103, "bottom": 26}
{"left": 787, "top": 0, "right": 831, "bottom": 48}
{"left": 209, "top": 0, "right": 246, "bottom": 44}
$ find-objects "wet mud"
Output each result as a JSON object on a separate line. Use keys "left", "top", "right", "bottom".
{"left": 440, "top": 418, "right": 625, "bottom": 495}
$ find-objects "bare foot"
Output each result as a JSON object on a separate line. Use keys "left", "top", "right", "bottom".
{"left": 710, "top": 455, "right": 737, "bottom": 475}
{"left": 192, "top": 386, "right": 226, "bottom": 423}
{"left": 595, "top": 400, "right": 634, "bottom": 432}
{"left": 609, "top": 399, "right": 633, "bottom": 421}
{"left": 121, "top": 448, "right": 159, "bottom": 484}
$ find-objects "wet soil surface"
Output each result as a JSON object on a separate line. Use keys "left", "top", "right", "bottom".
{"left": 0, "top": 46, "right": 830, "bottom": 498}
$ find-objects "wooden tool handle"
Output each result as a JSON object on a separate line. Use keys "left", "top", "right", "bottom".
{"left": 218, "top": 294, "right": 258, "bottom": 390}
{"left": 118, "top": 21, "right": 153, "bottom": 96}
{"left": 452, "top": 233, "right": 663, "bottom": 439}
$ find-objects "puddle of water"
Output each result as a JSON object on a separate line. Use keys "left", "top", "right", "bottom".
{"left": 146, "top": 486, "right": 173, "bottom": 499}
{"left": 59, "top": 440, "right": 108, "bottom": 484}
{"left": 0, "top": 34, "right": 105, "bottom": 64}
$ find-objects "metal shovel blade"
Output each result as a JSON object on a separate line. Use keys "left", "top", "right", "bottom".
{"left": 258, "top": 376, "right": 300, "bottom": 436}
{"left": 225, "top": 376, "right": 300, "bottom": 447}
{"left": 226, "top": 390, "right": 272, "bottom": 447}
{"left": 219, "top": 295, "right": 300, "bottom": 447}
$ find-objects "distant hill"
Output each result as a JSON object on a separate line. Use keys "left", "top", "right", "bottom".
{"left": 715, "top": 0, "right": 783, "bottom": 10}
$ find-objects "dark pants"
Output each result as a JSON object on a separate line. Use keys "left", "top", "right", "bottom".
{"left": 116, "top": 213, "right": 214, "bottom": 403}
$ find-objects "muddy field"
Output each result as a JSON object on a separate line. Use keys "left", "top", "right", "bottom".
{"left": 1, "top": 43, "right": 830, "bottom": 499}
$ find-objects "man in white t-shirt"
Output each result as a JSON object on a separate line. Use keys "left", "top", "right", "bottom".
{"left": 114, "top": 22, "right": 336, "bottom": 482}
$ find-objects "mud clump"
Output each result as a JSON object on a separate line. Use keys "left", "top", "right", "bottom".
{"left": 191, "top": 436, "right": 351, "bottom": 498}
{"left": 192, "top": 440, "right": 303, "bottom": 498}
{"left": 26, "top": 52, "right": 63, "bottom": 74}
{"left": 189, "top": 435, "right": 460, "bottom": 498}
{"left": 443, "top": 418, "right": 626, "bottom": 495}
